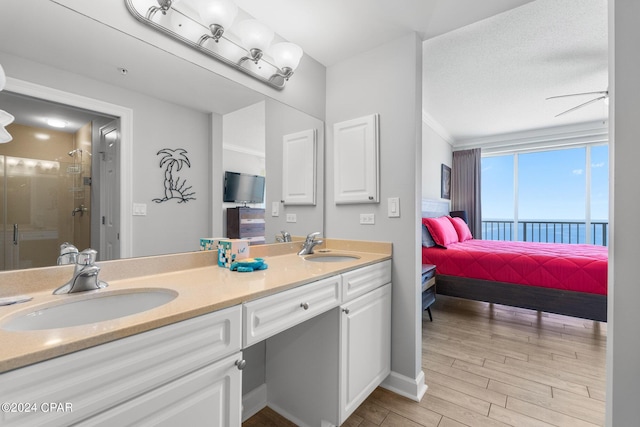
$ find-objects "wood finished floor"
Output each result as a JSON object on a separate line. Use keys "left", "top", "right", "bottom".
{"left": 243, "top": 295, "right": 607, "bottom": 427}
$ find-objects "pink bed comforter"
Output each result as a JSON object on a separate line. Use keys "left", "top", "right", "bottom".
{"left": 421, "top": 239, "right": 608, "bottom": 295}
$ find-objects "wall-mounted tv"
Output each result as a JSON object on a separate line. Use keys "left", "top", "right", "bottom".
{"left": 223, "top": 171, "right": 265, "bottom": 204}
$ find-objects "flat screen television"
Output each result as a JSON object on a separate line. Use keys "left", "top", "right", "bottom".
{"left": 223, "top": 171, "right": 265, "bottom": 204}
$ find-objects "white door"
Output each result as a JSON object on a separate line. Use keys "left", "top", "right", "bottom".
{"left": 340, "top": 283, "right": 391, "bottom": 423}
{"left": 99, "top": 120, "right": 120, "bottom": 261}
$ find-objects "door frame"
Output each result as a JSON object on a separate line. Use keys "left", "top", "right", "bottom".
{"left": 4, "top": 77, "right": 133, "bottom": 258}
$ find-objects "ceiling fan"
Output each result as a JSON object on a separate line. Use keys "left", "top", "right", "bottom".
{"left": 546, "top": 90, "right": 609, "bottom": 117}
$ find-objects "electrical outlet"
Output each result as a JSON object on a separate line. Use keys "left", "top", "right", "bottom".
{"left": 286, "top": 213, "right": 297, "bottom": 223}
{"left": 360, "top": 213, "right": 375, "bottom": 225}
{"left": 133, "top": 203, "right": 147, "bottom": 216}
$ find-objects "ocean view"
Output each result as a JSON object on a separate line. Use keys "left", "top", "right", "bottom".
{"left": 481, "top": 220, "right": 609, "bottom": 246}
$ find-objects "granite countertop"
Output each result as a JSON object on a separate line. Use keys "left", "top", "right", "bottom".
{"left": 0, "top": 240, "right": 391, "bottom": 373}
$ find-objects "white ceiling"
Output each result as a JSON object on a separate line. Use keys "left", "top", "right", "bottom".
{"left": 0, "top": 0, "right": 608, "bottom": 143}
{"left": 422, "top": 0, "right": 608, "bottom": 142}
{"left": 235, "top": 0, "right": 535, "bottom": 67}
{"left": 236, "top": 0, "right": 608, "bottom": 142}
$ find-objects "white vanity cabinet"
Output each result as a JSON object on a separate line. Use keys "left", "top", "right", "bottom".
{"left": 0, "top": 305, "right": 243, "bottom": 427}
{"left": 263, "top": 260, "right": 391, "bottom": 427}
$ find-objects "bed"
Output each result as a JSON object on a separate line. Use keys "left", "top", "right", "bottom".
{"left": 421, "top": 201, "right": 608, "bottom": 322}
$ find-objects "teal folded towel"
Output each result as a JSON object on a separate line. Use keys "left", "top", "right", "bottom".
{"left": 230, "top": 257, "right": 268, "bottom": 272}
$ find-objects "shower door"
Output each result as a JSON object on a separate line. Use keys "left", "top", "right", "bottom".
{"left": 1, "top": 155, "right": 75, "bottom": 270}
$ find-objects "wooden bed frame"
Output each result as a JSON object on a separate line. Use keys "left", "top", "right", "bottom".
{"left": 435, "top": 274, "right": 607, "bottom": 322}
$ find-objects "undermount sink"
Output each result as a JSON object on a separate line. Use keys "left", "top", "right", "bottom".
{"left": 2, "top": 288, "right": 178, "bottom": 331}
{"left": 304, "top": 253, "right": 361, "bottom": 263}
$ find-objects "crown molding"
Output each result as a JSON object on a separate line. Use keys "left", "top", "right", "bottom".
{"left": 422, "top": 110, "right": 454, "bottom": 145}
{"left": 223, "top": 142, "right": 265, "bottom": 158}
{"left": 454, "top": 120, "right": 609, "bottom": 154}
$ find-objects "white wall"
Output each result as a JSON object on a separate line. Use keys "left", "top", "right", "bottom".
{"left": 422, "top": 120, "right": 453, "bottom": 201}
{"left": 326, "top": 33, "right": 426, "bottom": 399}
{"left": 607, "top": 0, "right": 640, "bottom": 424}
{"left": 264, "top": 98, "right": 325, "bottom": 242}
{"left": 222, "top": 101, "right": 267, "bottom": 235}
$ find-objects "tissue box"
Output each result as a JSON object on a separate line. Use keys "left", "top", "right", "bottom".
{"left": 218, "top": 239, "right": 250, "bottom": 268}
{"left": 200, "top": 237, "right": 225, "bottom": 251}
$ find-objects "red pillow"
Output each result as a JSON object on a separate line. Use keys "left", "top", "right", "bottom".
{"left": 421, "top": 216, "right": 459, "bottom": 247}
{"left": 448, "top": 216, "right": 473, "bottom": 242}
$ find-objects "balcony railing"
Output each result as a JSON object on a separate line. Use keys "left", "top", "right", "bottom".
{"left": 481, "top": 220, "right": 609, "bottom": 246}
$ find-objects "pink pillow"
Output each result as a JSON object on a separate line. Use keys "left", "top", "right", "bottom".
{"left": 448, "top": 216, "right": 473, "bottom": 242}
{"left": 422, "top": 216, "right": 459, "bottom": 247}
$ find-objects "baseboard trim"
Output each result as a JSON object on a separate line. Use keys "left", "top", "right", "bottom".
{"left": 241, "top": 383, "right": 267, "bottom": 422}
{"left": 380, "top": 370, "right": 428, "bottom": 402}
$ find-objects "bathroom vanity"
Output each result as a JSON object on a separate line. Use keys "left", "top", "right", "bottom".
{"left": 0, "top": 240, "right": 391, "bottom": 426}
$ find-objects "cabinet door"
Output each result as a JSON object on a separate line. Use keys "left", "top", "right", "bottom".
{"left": 81, "top": 352, "right": 243, "bottom": 427}
{"left": 340, "top": 283, "right": 391, "bottom": 423}
{"left": 333, "top": 114, "right": 379, "bottom": 204}
{"left": 282, "top": 129, "right": 317, "bottom": 205}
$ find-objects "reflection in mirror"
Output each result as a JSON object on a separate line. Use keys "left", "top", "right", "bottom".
{"left": 0, "top": 91, "right": 116, "bottom": 271}
{"left": 0, "top": 0, "right": 324, "bottom": 271}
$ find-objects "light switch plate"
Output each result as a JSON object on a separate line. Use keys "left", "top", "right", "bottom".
{"left": 360, "top": 213, "right": 375, "bottom": 225}
{"left": 388, "top": 197, "right": 400, "bottom": 217}
{"left": 272, "top": 201, "right": 279, "bottom": 217}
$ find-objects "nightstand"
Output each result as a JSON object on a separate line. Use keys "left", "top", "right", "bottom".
{"left": 422, "top": 264, "right": 436, "bottom": 321}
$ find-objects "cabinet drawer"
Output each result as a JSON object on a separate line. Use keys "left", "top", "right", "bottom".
{"left": 243, "top": 275, "right": 342, "bottom": 346}
{"left": 342, "top": 260, "right": 391, "bottom": 303}
{"left": 0, "top": 305, "right": 242, "bottom": 427}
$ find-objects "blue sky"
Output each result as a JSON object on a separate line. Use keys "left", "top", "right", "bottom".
{"left": 482, "top": 145, "right": 609, "bottom": 221}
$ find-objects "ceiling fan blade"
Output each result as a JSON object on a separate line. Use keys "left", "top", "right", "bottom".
{"left": 554, "top": 95, "right": 608, "bottom": 117}
{"left": 546, "top": 90, "right": 608, "bottom": 100}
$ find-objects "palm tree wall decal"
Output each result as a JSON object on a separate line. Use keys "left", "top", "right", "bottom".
{"left": 153, "top": 148, "right": 196, "bottom": 203}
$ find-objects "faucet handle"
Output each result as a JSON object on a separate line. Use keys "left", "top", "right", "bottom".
{"left": 306, "top": 231, "right": 321, "bottom": 241}
{"left": 77, "top": 248, "right": 98, "bottom": 265}
{"left": 60, "top": 242, "right": 78, "bottom": 255}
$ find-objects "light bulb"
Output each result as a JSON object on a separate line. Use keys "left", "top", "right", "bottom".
{"left": 236, "top": 19, "right": 274, "bottom": 54}
{"left": 196, "top": 0, "right": 237, "bottom": 29}
{"left": 270, "top": 42, "right": 303, "bottom": 72}
{"left": 47, "top": 119, "right": 68, "bottom": 128}
{"left": 0, "top": 110, "right": 13, "bottom": 144}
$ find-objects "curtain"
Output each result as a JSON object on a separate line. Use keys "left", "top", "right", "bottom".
{"left": 451, "top": 148, "right": 482, "bottom": 238}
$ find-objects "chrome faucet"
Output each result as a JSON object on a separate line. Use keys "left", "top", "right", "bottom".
{"left": 57, "top": 242, "right": 79, "bottom": 265}
{"left": 53, "top": 249, "right": 108, "bottom": 295}
{"left": 298, "top": 232, "right": 324, "bottom": 255}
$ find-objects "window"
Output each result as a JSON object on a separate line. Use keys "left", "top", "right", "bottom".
{"left": 481, "top": 144, "right": 608, "bottom": 245}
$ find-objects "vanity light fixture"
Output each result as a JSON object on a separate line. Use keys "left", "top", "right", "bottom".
{"left": 0, "top": 63, "right": 14, "bottom": 144}
{"left": 125, "top": 0, "right": 303, "bottom": 89}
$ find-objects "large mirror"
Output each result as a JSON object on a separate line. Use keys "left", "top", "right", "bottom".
{"left": 0, "top": 0, "right": 324, "bottom": 271}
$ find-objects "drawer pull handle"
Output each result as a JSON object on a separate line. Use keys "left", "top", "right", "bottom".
{"left": 235, "top": 359, "right": 247, "bottom": 370}
{"left": 342, "top": 308, "right": 350, "bottom": 315}
{"left": 300, "top": 302, "right": 310, "bottom": 310}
